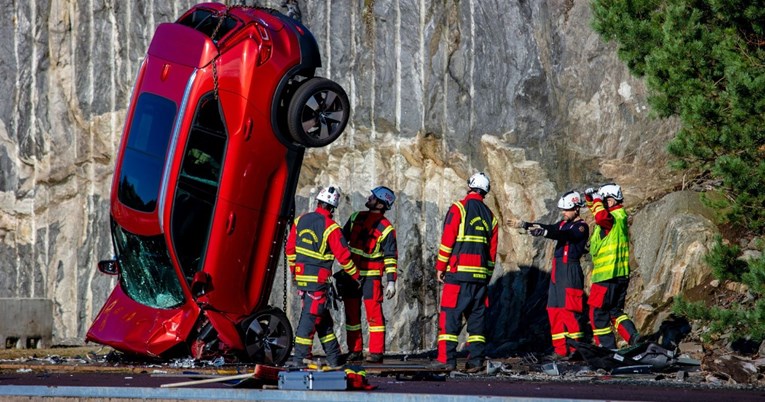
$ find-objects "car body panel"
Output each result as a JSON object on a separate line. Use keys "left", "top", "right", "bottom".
{"left": 87, "top": 275, "right": 201, "bottom": 357}
{"left": 148, "top": 23, "right": 218, "bottom": 69}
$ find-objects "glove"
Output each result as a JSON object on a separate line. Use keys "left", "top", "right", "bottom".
{"left": 529, "top": 225, "right": 547, "bottom": 237}
{"left": 584, "top": 187, "right": 596, "bottom": 201}
{"left": 507, "top": 218, "right": 533, "bottom": 230}
{"left": 385, "top": 281, "right": 396, "bottom": 299}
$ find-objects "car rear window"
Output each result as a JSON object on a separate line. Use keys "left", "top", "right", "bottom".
{"left": 177, "top": 9, "right": 238, "bottom": 42}
{"left": 118, "top": 93, "right": 177, "bottom": 212}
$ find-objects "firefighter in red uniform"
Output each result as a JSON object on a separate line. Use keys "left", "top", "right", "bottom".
{"left": 285, "top": 186, "right": 358, "bottom": 367}
{"left": 433, "top": 172, "right": 498, "bottom": 372}
{"left": 509, "top": 191, "right": 589, "bottom": 358}
{"left": 584, "top": 183, "right": 640, "bottom": 349}
{"left": 342, "top": 186, "right": 398, "bottom": 364}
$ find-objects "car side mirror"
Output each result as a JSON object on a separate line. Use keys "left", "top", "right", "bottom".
{"left": 98, "top": 260, "right": 119, "bottom": 275}
{"left": 191, "top": 271, "right": 211, "bottom": 297}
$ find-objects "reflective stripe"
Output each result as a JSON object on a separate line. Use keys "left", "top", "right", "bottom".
{"left": 296, "top": 246, "right": 334, "bottom": 261}
{"left": 551, "top": 332, "right": 568, "bottom": 341}
{"left": 360, "top": 270, "right": 382, "bottom": 276}
{"left": 593, "top": 327, "right": 613, "bottom": 336}
{"left": 349, "top": 246, "right": 384, "bottom": 259}
{"left": 456, "top": 266, "right": 490, "bottom": 275}
{"left": 345, "top": 324, "right": 362, "bottom": 331}
{"left": 345, "top": 368, "right": 367, "bottom": 376}
{"left": 295, "top": 336, "right": 313, "bottom": 345}
{"left": 438, "top": 334, "right": 459, "bottom": 342}
{"left": 369, "top": 326, "right": 385, "bottom": 333}
{"left": 345, "top": 266, "right": 358, "bottom": 276}
{"left": 439, "top": 244, "right": 453, "bottom": 253}
{"left": 467, "top": 335, "right": 485, "bottom": 343}
{"left": 567, "top": 332, "right": 584, "bottom": 339}
{"left": 615, "top": 314, "right": 630, "bottom": 326}
{"left": 437, "top": 254, "right": 449, "bottom": 263}
{"left": 295, "top": 275, "right": 319, "bottom": 283}
{"left": 384, "top": 258, "right": 397, "bottom": 266}
{"left": 319, "top": 333, "right": 337, "bottom": 343}
{"left": 380, "top": 225, "right": 394, "bottom": 242}
{"left": 458, "top": 235, "right": 488, "bottom": 243}
{"left": 385, "top": 267, "right": 397, "bottom": 274}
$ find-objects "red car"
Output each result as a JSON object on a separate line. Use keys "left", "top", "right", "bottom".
{"left": 86, "top": 3, "right": 349, "bottom": 365}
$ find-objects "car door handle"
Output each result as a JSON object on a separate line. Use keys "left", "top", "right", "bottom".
{"left": 226, "top": 212, "right": 236, "bottom": 234}
{"left": 244, "top": 118, "right": 253, "bottom": 141}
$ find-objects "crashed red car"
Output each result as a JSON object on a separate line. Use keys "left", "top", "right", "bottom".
{"left": 86, "top": 3, "right": 349, "bottom": 365}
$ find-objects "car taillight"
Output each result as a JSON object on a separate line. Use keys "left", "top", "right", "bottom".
{"left": 256, "top": 24, "right": 272, "bottom": 65}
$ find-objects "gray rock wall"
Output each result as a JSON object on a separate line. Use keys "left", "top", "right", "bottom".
{"left": 0, "top": 0, "right": 708, "bottom": 353}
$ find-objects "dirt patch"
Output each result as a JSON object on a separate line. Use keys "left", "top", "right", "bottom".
{"left": 0, "top": 345, "right": 108, "bottom": 360}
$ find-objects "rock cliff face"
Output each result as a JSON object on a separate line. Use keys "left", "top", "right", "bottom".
{"left": 0, "top": 0, "right": 715, "bottom": 353}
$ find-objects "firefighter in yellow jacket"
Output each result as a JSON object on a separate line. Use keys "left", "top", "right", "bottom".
{"left": 584, "top": 183, "right": 640, "bottom": 349}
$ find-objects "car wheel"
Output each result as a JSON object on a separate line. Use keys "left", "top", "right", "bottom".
{"left": 243, "top": 307, "right": 293, "bottom": 365}
{"left": 287, "top": 77, "right": 350, "bottom": 147}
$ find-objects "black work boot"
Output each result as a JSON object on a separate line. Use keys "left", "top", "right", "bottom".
{"left": 365, "top": 353, "right": 383, "bottom": 363}
{"left": 463, "top": 361, "right": 485, "bottom": 374}
{"left": 629, "top": 333, "right": 642, "bottom": 346}
{"left": 346, "top": 351, "right": 364, "bottom": 362}
{"left": 429, "top": 360, "right": 456, "bottom": 371}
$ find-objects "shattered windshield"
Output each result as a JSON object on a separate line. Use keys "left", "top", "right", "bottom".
{"left": 112, "top": 220, "right": 185, "bottom": 309}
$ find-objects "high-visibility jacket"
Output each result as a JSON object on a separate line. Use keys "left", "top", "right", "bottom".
{"left": 342, "top": 211, "right": 398, "bottom": 282}
{"left": 286, "top": 207, "right": 358, "bottom": 291}
{"left": 587, "top": 200, "right": 630, "bottom": 283}
{"left": 436, "top": 193, "right": 498, "bottom": 283}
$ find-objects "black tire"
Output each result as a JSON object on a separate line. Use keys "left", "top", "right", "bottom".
{"left": 242, "top": 307, "right": 293, "bottom": 365}
{"left": 287, "top": 77, "right": 350, "bottom": 147}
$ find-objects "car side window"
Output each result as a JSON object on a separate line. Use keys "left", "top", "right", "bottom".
{"left": 171, "top": 93, "right": 227, "bottom": 281}
{"left": 117, "top": 93, "right": 176, "bottom": 212}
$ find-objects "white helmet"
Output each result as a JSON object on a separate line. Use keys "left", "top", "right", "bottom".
{"left": 316, "top": 186, "right": 341, "bottom": 208}
{"left": 371, "top": 186, "right": 396, "bottom": 208}
{"left": 558, "top": 191, "right": 584, "bottom": 210}
{"left": 468, "top": 172, "right": 491, "bottom": 193}
{"left": 598, "top": 183, "right": 623, "bottom": 201}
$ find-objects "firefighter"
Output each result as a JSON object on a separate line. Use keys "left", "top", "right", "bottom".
{"left": 285, "top": 185, "right": 359, "bottom": 368}
{"left": 341, "top": 186, "right": 398, "bottom": 364}
{"left": 433, "top": 172, "right": 498, "bottom": 372}
{"left": 509, "top": 191, "right": 589, "bottom": 358}
{"left": 584, "top": 183, "right": 640, "bottom": 349}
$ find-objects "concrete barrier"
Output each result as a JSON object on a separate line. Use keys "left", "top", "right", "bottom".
{"left": 0, "top": 298, "right": 53, "bottom": 349}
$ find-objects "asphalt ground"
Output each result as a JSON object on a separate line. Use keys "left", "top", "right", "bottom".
{"left": 2, "top": 366, "right": 765, "bottom": 401}
{"left": 1, "top": 347, "right": 764, "bottom": 401}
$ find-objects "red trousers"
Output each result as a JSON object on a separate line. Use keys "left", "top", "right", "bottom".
{"left": 343, "top": 278, "right": 385, "bottom": 354}
{"left": 437, "top": 281, "right": 487, "bottom": 367}
{"left": 547, "top": 258, "right": 585, "bottom": 356}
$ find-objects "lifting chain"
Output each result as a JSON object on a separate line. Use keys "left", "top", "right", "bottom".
{"left": 282, "top": 216, "right": 293, "bottom": 314}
